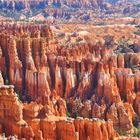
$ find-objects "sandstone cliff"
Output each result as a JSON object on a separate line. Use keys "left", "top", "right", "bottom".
{"left": 0, "top": 22, "right": 139, "bottom": 139}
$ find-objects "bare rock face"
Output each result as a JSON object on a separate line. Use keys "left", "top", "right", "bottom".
{"left": 40, "top": 119, "right": 57, "bottom": 140}
{"left": 0, "top": 85, "right": 118, "bottom": 140}
{"left": 74, "top": 118, "right": 116, "bottom": 140}
{"left": 65, "top": 68, "right": 76, "bottom": 99}
{"left": 117, "top": 54, "right": 124, "bottom": 68}
{"left": 0, "top": 0, "right": 106, "bottom": 11}
{"left": 79, "top": 100, "right": 92, "bottom": 118}
{"left": 23, "top": 102, "right": 43, "bottom": 119}
{"left": 0, "top": 22, "right": 139, "bottom": 139}
{"left": 0, "top": 0, "right": 138, "bottom": 24}
{"left": 92, "top": 103, "right": 106, "bottom": 119}
{"left": 106, "top": 103, "right": 119, "bottom": 129}
{"left": 134, "top": 92, "right": 140, "bottom": 117}
{"left": 55, "top": 65, "right": 64, "bottom": 97}
{"left": 56, "top": 120, "right": 79, "bottom": 140}
{"left": 0, "top": 85, "right": 29, "bottom": 138}
{"left": 117, "top": 103, "right": 133, "bottom": 131}
{"left": 8, "top": 38, "right": 23, "bottom": 91}
{"left": 0, "top": 73, "right": 4, "bottom": 85}
{"left": 0, "top": 47, "right": 6, "bottom": 83}
{"left": 77, "top": 72, "right": 91, "bottom": 99}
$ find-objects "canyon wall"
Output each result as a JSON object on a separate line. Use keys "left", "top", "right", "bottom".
{"left": 0, "top": 22, "right": 139, "bottom": 139}
{"left": 0, "top": 0, "right": 139, "bottom": 24}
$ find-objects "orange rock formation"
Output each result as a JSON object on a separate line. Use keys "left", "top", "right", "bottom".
{"left": 0, "top": 22, "right": 139, "bottom": 139}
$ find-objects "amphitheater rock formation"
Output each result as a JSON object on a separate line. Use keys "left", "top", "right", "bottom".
{"left": 0, "top": 22, "right": 139, "bottom": 139}
{"left": 0, "top": 0, "right": 139, "bottom": 24}
{"left": 0, "top": 85, "right": 118, "bottom": 140}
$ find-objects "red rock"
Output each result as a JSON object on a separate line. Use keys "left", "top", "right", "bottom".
{"left": 77, "top": 72, "right": 91, "bottom": 99}
{"left": 56, "top": 120, "right": 79, "bottom": 140}
{"left": 40, "top": 119, "right": 57, "bottom": 140}
{"left": 8, "top": 38, "right": 23, "bottom": 91}
{"left": 117, "top": 54, "right": 124, "bottom": 68}
{"left": 0, "top": 22, "right": 139, "bottom": 140}
{"left": 79, "top": 100, "right": 92, "bottom": 118}
{"left": 74, "top": 118, "right": 87, "bottom": 140}
{"left": 117, "top": 103, "right": 133, "bottom": 131}
{"left": 134, "top": 92, "right": 140, "bottom": 117}
{"left": 65, "top": 68, "right": 76, "bottom": 99}
{"left": 55, "top": 65, "right": 64, "bottom": 97}
{"left": 106, "top": 103, "right": 119, "bottom": 129}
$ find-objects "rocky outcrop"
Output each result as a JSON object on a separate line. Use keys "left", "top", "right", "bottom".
{"left": 0, "top": 23, "right": 139, "bottom": 139}
{"left": 0, "top": 0, "right": 139, "bottom": 23}
{"left": 74, "top": 118, "right": 116, "bottom": 140}
{"left": 0, "top": 0, "right": 107, "bottom": 11}
{"left": 0, "top": 85, "right": 118, "bottom": 140}
{"left": 7, "top": 38, "right": 23, "bottom": 91}
{"left": 0, "top": 85, "right": 30, "bottom": 138}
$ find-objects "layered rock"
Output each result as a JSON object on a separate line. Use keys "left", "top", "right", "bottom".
{"left": 0, "top": 23, "right": 139, "bottom": 139}
{"left": 0, "top": 0, "right": 139, "bottom": 24}
{"left": 7, "top": 38, "right": 23, "bottom": 91}
{"left": 0, "top": 85, "right": 119, "bottom": 140}
{"left": 0, "top": 85, "right": 30, "bottom": 138}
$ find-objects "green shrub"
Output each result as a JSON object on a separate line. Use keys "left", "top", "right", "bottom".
{"left": 118, "top": 128, "right": 127, "bottom": 136}
{"left": 74, "top": 111, "right": 79, "bottom": 118}
{"left": 67, "top": 112, "right": 71, "bottom": 117}
{"left": 134, "top": 30, "right": 140, "bottom": 36}
{"left": 26, "top": 95, "right": 31, "bottom": 103}
{"left": 17, "top": 92, "right": 23, "bottom": 103}
{"left": 118, "top": 38, "right": 130, "bottom": 48}
{"left": 5, "top": 79, "right": 9, "bottom": 85}
{"left": 77, "top": 72, "right": 81, "bottom": 84}
{"left": 133, "top": 127, "right": 140, "bottom": 137}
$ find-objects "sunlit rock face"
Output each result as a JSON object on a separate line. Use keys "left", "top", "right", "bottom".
{"left": 0, "top": 85, "right": 118, "bottom": 140}
{"left": 0, "top": 22, "right": 139, "bottom": 139}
